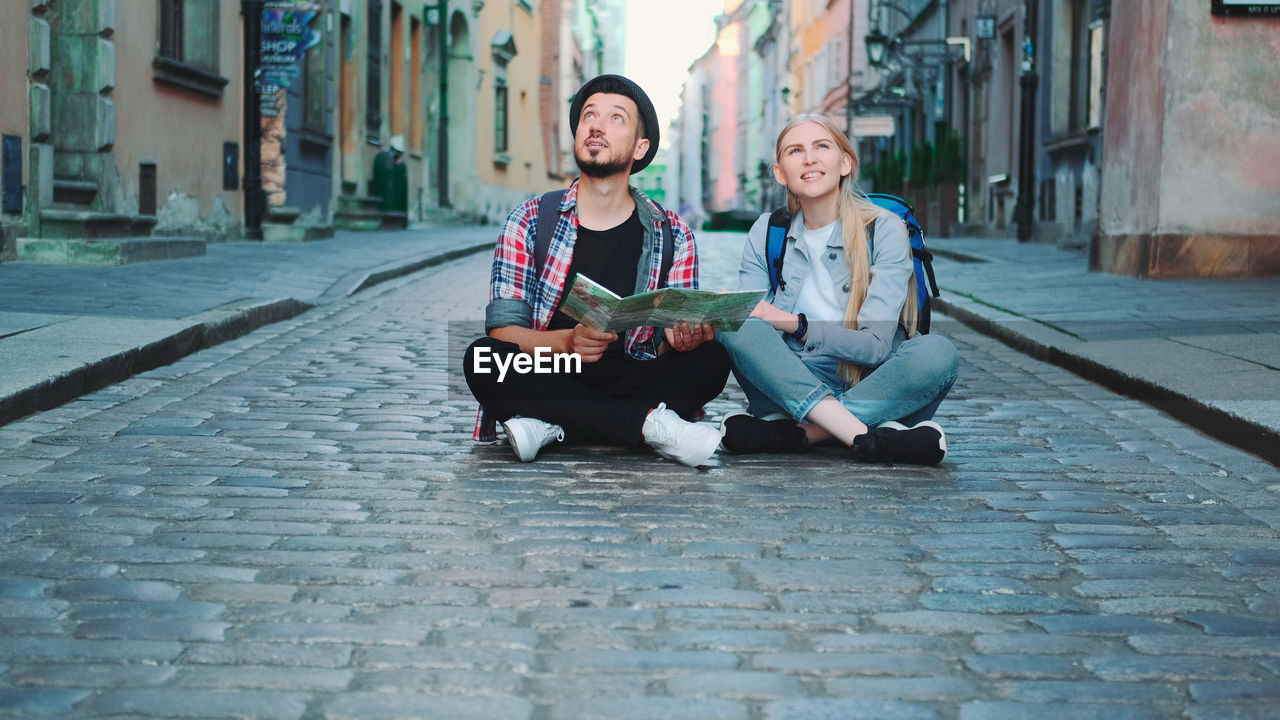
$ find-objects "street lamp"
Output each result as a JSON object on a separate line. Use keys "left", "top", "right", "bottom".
{"left": 866, "top": 29, "right": 889, "bottom": 67}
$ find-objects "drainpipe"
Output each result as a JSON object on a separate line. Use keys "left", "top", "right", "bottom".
{"left": 242, "top": 0, "right": 266, "bottom": 239}
{"left": 436, "top": 2, "right": 450, "bottom": 207}
{"left": 1015, "top": 0, "right": 1038, "bottom": 242}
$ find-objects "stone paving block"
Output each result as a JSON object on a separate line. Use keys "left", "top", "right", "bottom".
{"left": 223, "top": 602, "right": 352, "bottom": 623}
{"left": 1185, "top": 707, "right": 1280, "bottom": 720}
{"left": 353, "top": 606, "right": 513, "bottom": 627}
{"left": 665, "top": 671, "right": 808, "bottom": 699}
{"left": 304, "top": 584, "right": 476, "bottom": 604}
{"left": 1181, "top": 612, "right": 1280, "bottom": 636}
{"left": 0, "top": 598, "right": 68, "bottom": 618}
{"left": 871, "top": 610, "right": 1026, "bottom": 635}
{"left": 154, "top": 532, "right": 281, "bottom": 549}
{"left": 681, "top": 542, "right": 762, "bottom": 558}
{"left": 1083, "top": 655, "right": 1258, "bottom": 681}
{"left": 777, "top": 590, "right": 914, "bottom": 613}
{"left": 353, "top": 646, "right": 535, "bottom": 672}
{"left": 1188, "top": 681, "right": 1280, "bottom": 703}
{"left": 3, "top": 561, "right": 120, "bottom": 581}
{"left": 84, "top": 689, "right": 310, "bottom": 719}
{"left": 959, "top": 701, "right": 1166, "bottom": 719}
{"left": 8, "top": 663, "right": 176, "bottom": 688}
{"left": 352, "top": 669, "right": 523, "bottom": 694}
{"left": 810, "top": 633, "right": 959, "bottom": 654}
{"left": 72, "top": 618, "right": 230, "bottom": 642}
{"left": 181, "top": 642, "right": 354, "bottom": 668}
{"left": 961, "top": 654, "right": 1079, "bottom": 678}
{"left": 625, "top": 589, "right": 773, "bottom": 609}
{"left": 232, "top": 621, "right": 429, "bottom": 645}
{"left": 261, "top": 567, "right": 406, "bottom": 586}
{"left": 549, "top": 698, "right": 747, "bottom": 720}
{"left": 753, "top": 652, "right": 951, "bottom": 676}
{"left": 545, "top": 650, "right": 738, "bottom": 674}
{"left": 652, "top": 629, "right": 790, "bottom": 652}
{"left": 764, "top": 698, "right": 945, "bottom": 720}
{"left": 174, "top": 666, "right": 354, "bottom": 691}
{"left": 824, "top": 676, "right": 981, "bottom": 701}
{"left": 0, "top": 688, "right": 91, "bottom": 717}
{"left": 916, "top": 562, "right": 1066, "bottom": 579}
{"left": 1096, "top": 597, "right": 1237, "bottom": 615}
{"left": 1126, "top": 635, "right": 1280, "bottom": 657}
{"left": 528, "top": 608, "right": 657, "bottom": 631}
{"left": 438, "top": 627, "right": 540, "bottom": 650}
{"left": 664, "top": 608, "right": 862, "bottom": 631}
{"left": 921, "top": 594, "right": 1086, "bottom": 614}
{"left": 528, "top": 674, "right": 651, "bottom": 700}
{"left": 1029, "top": 615, "right": 1187, "bottom": 636}
{"left": 187, "top": 583, "right": 298, "bottom": 604}
{"left": 996, "top": 680, "right": 1182, "bottom": 704}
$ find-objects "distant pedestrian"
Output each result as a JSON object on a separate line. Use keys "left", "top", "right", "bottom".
{"left": 716, "top": 113, "right": 958, "bottom": 465}
{"left": 463, "top": 74, "right": 729, "bottom": 466}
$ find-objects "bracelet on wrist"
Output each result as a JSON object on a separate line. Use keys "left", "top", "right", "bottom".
{"left": 788, "top": 312, "right": 808, "bottom": 340}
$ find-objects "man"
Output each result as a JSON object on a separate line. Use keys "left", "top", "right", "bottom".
{"left": 463, "top": 74, "right": 729, "bottom": 467}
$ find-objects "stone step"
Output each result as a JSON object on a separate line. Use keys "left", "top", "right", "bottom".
{"left": 337, "top": 194, "right": 383, "bottom": 213}
{"left": 17, "top": 236, "right": 206, "bottom": 265}
{"left": 381, "top": 211, "right": 408, "bottom": 231}
{"left": 40, "top": 209, "right": 156, "bottom": 239}
{"left": 52, "top": 179, "right": 98, "bottom": 206}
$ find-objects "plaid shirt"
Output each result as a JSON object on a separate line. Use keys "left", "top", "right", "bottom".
{"left": 473, "top": 180, "right": 700, "bottom": 441}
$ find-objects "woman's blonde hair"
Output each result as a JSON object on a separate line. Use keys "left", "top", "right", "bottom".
{"left": 775, "top": 113, "right": 918, "bottom": 386}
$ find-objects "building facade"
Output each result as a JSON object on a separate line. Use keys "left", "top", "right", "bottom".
{"left": 1, "top": 0, "right": 618, "bottom": 263}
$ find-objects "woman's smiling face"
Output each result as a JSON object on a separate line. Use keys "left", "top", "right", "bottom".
{"left": 774, "top": 121, "right": 853, "bottom": 201}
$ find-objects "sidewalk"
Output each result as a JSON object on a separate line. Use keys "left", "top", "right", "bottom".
{"left": 0, "top": 225, "right": 496, "bottom": 426}
{"left": 926, "top": 236, "right": 1280, "bottom": 466}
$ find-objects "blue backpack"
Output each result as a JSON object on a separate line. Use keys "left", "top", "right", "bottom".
{"left": 765, "top": 192, "right": 940, "bottom": 333}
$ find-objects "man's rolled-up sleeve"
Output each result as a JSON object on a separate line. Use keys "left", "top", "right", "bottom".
{"left": 485, "top": 201, "right": 539, "bottom": 332}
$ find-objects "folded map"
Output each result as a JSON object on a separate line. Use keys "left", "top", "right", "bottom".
{"left": 560, "top": 274, "right": 766, "bottom": 333}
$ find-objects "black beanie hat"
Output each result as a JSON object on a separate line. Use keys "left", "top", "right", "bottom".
{"left": 569, "top": 74, "right": 660, "bottom": 174}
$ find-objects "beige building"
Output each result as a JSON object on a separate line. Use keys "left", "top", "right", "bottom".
{"left": 1, "top": 0, "right": 31, "bottom": 260}
{"left": 2, "top": 0, "right": 622, "bottom": 263}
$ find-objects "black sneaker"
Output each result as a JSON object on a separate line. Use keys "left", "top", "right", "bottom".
{"left": 849, "top": 421, "right": 947, "bottom": 466}
{"left": 719, "top": 412, "right": 808, "bottom": 454}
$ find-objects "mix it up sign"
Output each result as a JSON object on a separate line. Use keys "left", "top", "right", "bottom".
{"left": 259, "top": 0, "right": 324, "bottom": 117}
{"left": 1212, "top": 0, "right": 1280, "bottom": 15}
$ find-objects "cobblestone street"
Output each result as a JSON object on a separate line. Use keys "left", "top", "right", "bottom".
{"left": 0, "top": 233, "right": 1278, "bottom": 720}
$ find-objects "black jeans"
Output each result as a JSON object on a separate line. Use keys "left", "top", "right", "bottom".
{"left": 463, "top": 336, "right": 730, "bottom": 445}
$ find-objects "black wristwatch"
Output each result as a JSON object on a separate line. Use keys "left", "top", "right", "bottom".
{"left": 789, "top": 312, "right": 808, "bottom": 341}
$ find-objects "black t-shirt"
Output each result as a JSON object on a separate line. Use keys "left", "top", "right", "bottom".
{"left": 549, "top": 208, "right": 645, "bottom": 359}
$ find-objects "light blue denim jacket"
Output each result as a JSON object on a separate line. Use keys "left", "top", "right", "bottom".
{"left": 736, "top": 209, "right": 913, "bottom": 369}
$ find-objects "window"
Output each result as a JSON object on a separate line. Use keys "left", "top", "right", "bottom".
{"left": 491, "top": 30, "right": 516, "bottom": 164}
{"left": 1068, "top": 0, "right": 1091, "bottom": 132}
{"left": 495, "top": 81, "right": 509, "bottom": 155}
{"left": 154, "top": 0, "right": 227, "bottom": 96}
{"left": 1087, "top": 22, "right": 1105, "bottom": 129}
{"left": 301, "top": 13, "right": 327, "bottom": 134}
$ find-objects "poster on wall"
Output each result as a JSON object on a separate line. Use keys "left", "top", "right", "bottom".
{"left": 259, "top": 1, "right": 325, "bottom": 117}
{"left": 1211, "top": 0, "right": 1280, "bottom": 16}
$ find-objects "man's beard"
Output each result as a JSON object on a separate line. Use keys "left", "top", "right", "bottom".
{"left": 575, "top": 147, "right": 633, "bottom": 178}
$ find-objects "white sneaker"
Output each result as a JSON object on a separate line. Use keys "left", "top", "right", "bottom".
{"left": 501, "top": 417, "right": 565, "bottom": 462}
{"left": 642, "top": 403, "right": 721, "bottom": 467}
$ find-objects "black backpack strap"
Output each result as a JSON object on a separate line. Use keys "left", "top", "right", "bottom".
{"left": 650, "top": 200, "right": 676, "bottom": 289}
{"left": 533, "top": 189, "right": 567, "bottom": 281}
{"left": 915, "top": 247, "right": 940, "bottom": 298}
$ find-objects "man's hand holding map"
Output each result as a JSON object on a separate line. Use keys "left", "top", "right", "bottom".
{"left": 560, "top": 274, "right": 766, "bottom": 333}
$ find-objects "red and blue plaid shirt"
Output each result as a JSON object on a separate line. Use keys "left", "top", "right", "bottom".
{"left": 473, "top": 180, "right": 700, "bottom": 441}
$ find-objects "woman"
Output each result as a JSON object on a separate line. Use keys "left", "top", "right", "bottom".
{"left": 717, "top": 113, "right": 959, "bottom": 465}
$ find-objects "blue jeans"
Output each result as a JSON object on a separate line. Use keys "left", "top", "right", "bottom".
{"left": 717, "top": 318, "right": 959, "bottom": 427}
